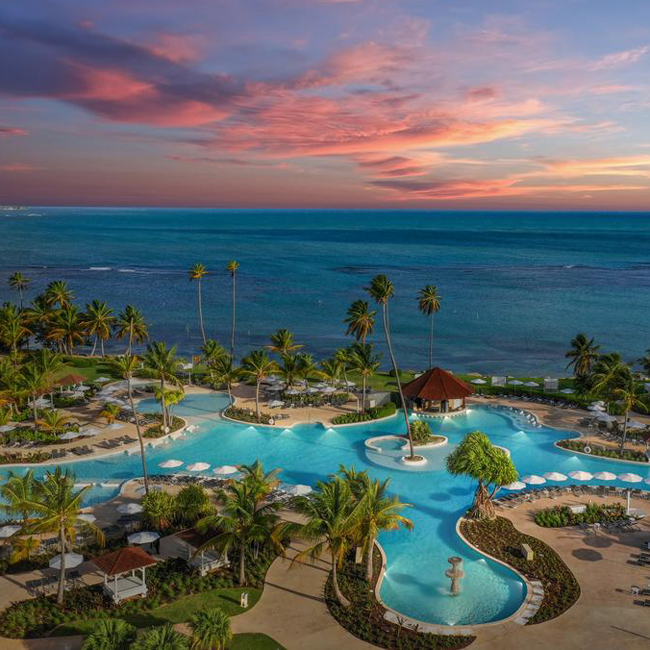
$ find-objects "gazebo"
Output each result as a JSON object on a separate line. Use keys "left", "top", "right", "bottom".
{"left": 403, "top": 367, "right": 474, "bottom": 414}
{"left": 92, "top": 546, "right": 157, "bottom": 604}
{"left": 175, "top": 528, "right": 229, "bottom": 577}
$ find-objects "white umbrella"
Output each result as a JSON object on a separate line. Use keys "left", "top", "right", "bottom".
{"left": 283, "top": 484, "right": 313, "bottom": 496}
{"left": 127, "top": 531, "right": 160, "bottom": 545}
{"left": 509, "top": 380, "right": 524, "bottom": 386}
{"left": 625, "top": 419, "right": 646, "bottom": 429}
{"left": 521, "top": 475, "right": 546, "bottom": 485}
{"left": 79, "top": 426, "right": 101, "bottom": 436}
{"left": 59, "top": 431, "right": 81, "bottom": 440}
{"left": 268, "top": 400, "right": 284, "bottom": 408}
{"left": 266, "top": 385, "right": 283, "bottom": 392}
{"left": 322, "top": 386, "right": 337, "bottom": 393}
{"left": 307, "top": 387, "right": 320, "bottom": 394}
{"left": 77, "top": 385, "right": 91, "bottom": 392}
{"left": 568, "top": 470, "right": 593, "bottom": 481}
{"left": 49, "top": 553, "right": 84, "bottom": 570}
{"left": 543, "top": 472, "right": 567, "bottom": 481}
{"left": 593, "top": 471, "right": 617, "bottom": 481}
{"left": 503, "top": 481, "right": 526, "bottom": 490}
{"left": 0, "top": 524, "right": 21, "bottom": 538}
{"left": 588, "top": 404, "right": 605, "bottom": 412}
{"left": 285, "top": 389, "right": 300, "bottom": 395}
{"left": 0, "top": 424, "right": 16, "bottom": 432}
{"left": 96, "top": 377, "right": 112, "bottom": 383}
{"left": 471, "top": 378, "right": 487, "bottom": 385}
{"left": 560, "top": 388, "right": 575, "bottom": 394}
{"left": 594, "top": 413, "right": 617, "bottom": 423}
{"left": 187, "top": 462, "right": 210, "bottom": 471}
{"left": 213, "top": 465, "right": 239, "bottom": 475}
{"left": 77, "top": 514, "right": 96, "bottom": 523}
{"left": 117, "top": 503, "right": 143, "bottom": 514}
{"left": 618, "top": 473, "right": 643, "bottom": 483}
{"left": 524, "top": 381, "right": 539, "bottom": 387}
{"left": 159, "top": 459, "right": 183, "bottom": 468}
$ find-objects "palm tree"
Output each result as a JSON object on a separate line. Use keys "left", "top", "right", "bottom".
{"left": 189, "top": 608, "right": 232, "bottom": 650}
{"left": 33, "top": 348, "right": 64, "bottom": 406}
{"left": 285, "top": 477, "right": 363, "bottom": 607}
{"left": 44, "top": 280, "right": 74, "bottom": 309}
{"left": 344, "top": 300, "right": 376, "bottom": 344}
{"left": 189, "top": 263, "right": 208, "bottom": 345}
{"left": 19, "top": 364, "right": 47, "bottom": 425}
{"left": 112, "top": 355, "right": 150, "bottom": 495}
{"left": 196, "top": 479, "right": 283, "bottom": 586}
{"left": 591, "top": 352, "right": 632, "bottom": 412}
{"left": 239, "top": 460, "right": 280, "bottom": 502}
{"left": 208, "top": 355, "right": 238, "bottom": 406}
{"left": 0, "top": 306, "right": 31, "bottom": 357}
{"left": 226, "top": 260, "right": 240, "bottom": 359}
{"left": 8, "top": 272, "right": 29, "bottom": 309}
{"left": 319, "top": 357, "right": 342, "bottom": 387}
{"left": 365, "top": 274, "right": 415, "bottom": 459}
{"left": 144, "top": 341, "right": 181, "bottom": 433}
{"left": 638, "top": 349, "right": 650, "bottom": 377}
{"left": 565, "top": 333, "right": 600, "bottom": 379}
{"left": 348, "top": 343, "right": 381, "bottom": 412}
{"left": 81, "top": 300, "right": 115, "bottom": 357}
{"left": 81, "top": 619, "right": 137, "bottom": 650}
{"left": 613, "top": 379, "right": 648, "bottom": 452}
{"left": 240, "top": 349, "right": 278, "bottom": 420}
{"left": 133, "top": 624, "right": 189, "bottom": 650}
{"left": 47, "top": 305, "right": 85, "bottom": 354}
{"left": 333, "top": 348, "right": 352, "bottom": 392}
{"left": 99, "top": 403, "right": 120, "bottom": 425}
{"left": 417, "top": 285, "right": 441, "bottom": 369}
{"left": 25, "top": 295, "right": 54, "bottom": 345}
{"left": 115, "top": 305, "right": 148, "bottom": 354}
{"left": 0, "top": 469, "right": 36, "bottom": 527}
{"left": 201, "top": 339, "right": 226, "bottom": 368}
{"left": 296, "top": 352, "right": 317, "bottom": 382}
{"left": 36, "top": 409, "right": 72, "bottom": 433}
{"left": 141, "top": 489, "right": 177, "bottom": 531}
{"left": 267, "top": 329, "right": 302, "bottom": 355}
{"left": 279, "top": 353, "right": 300, "bottom": 389}
{"left": 19, "top": 468, "right": 104, "bottom": 604}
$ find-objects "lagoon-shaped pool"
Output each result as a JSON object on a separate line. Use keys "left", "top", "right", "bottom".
{"left": 2, "top": 393, "right": 649, "bottom": 626}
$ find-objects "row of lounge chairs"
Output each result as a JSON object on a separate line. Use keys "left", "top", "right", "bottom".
{"left": 94, "top": 435, "right": 138, "bottom": 450}
{"left": 495, "top": 484, "right": 650, "bottom": 509}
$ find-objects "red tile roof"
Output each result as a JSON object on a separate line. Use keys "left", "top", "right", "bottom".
{"left": 402, "top": 367, "right": 474, "bottom": 401}
{"left": 92, "top": 546, "right": 157, "bottom": 576}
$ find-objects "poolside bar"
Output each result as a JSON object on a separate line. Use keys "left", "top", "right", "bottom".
{"left": 402, "top": 367, "right": 474, "bottom": 415}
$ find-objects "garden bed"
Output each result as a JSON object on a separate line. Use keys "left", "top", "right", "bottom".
{"left": 223, "top": 406, "right": 273, "bottom": 425}
{"left": 460, "top": 517, "right": 580, "bottom": 624}
{"left": 557, "top": 439, "right": 648, "bottom": 462}
{"left": 534, "top": 503, "right": 626, "bottom": 528}
{"left": 331, "top": 403, "right": 396, "bottom": 425}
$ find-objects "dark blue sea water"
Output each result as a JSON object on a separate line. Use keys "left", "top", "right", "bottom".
{"left": 1, "top": 208, "right": 649, "bottom": 374}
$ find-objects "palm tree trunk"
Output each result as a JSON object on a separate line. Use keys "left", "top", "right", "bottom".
{"left": 428, "top": 314, "right": 434, "bottom": 368}
{"left": 230, "top": 274, "right": 237, "bottom": 359}
{"left": 239, "top": 541, "right": 246, "bottom": 586}
{"left": 160, "top": 378, "right": 168, "bottom": 432}
{"left": 197, "top": 280, "right": 206, "bottom": 345}
{"left": 227, "top": 381, "right": 233, "bottom": 406}
{"left": 255, "top": 380, "right": 261, "bottom": 420}
{"left": 100, "top": 338, "right": 106, "bottom": 358}
{"left": 91, "top": 336, "right": 98, "bottom": 356}
{"left": 362, "top": 374, "right": 367, "bottom": 412}
{"left": 331, "top": 550, "right": 350, "bottom": 607}
{"left": 128, "top": 329, "right": 133, "bottom": 355}
{"left": 382, "top": 303, "right": 414, "bottom": 458}
{"left": 32, "top": 392, "right": 38, "bottom": 428}
{"left": 366, "top": 537, "right": 375, "bottom": 582}
{"left": 620, "top": 410, "right": 629, "bottom": 453}
{"left": 57, "top": 525, "right": 66, "bottom": 605}
{"left": 128, "top": 378, "right": 149, "bottom": 495}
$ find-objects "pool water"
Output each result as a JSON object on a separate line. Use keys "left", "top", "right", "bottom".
{"left": 2, "top": 393, "right": 649, "bottom": 626}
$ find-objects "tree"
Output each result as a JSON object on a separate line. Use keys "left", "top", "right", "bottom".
{"left": 189, "top": 607, "right": 232, "bottom": 650}
{"left": 9, "top": 272, "right": 30, "bottom": 309}
{"left": 33, "top": 348, "right": 64, "bottom": 406}
{"left": 81, "top": 300, "right": 115, "bottom": 357}
{"left": 19, "top": 468, "right": 104, "bottom": 604}
{"left": 133, "top": 624, "right": 189, "bottom": 650}
{"left": 201, "top": 339, "right": 226, "bottom": 368}
{"left": 612, "top": 379, "right": 648, "bottom": 452}
{"left": 365, "top": 274, "right": 415, "bottom": 459}
{"left": 142, "top": 489, "right": 177, "bottom": 531}
{"left": 0, "top": 306, "right": 31, "bottom": 357}
{"left": 144, "top": 341, "right": 181, "bottom": 433}
{"left": 279, "top": 353, "right": 300, "bottom": 389}
{"left": 267, "top": 329, "right": 302, "bottom": 355}
{"left": 344, "top": 300, "right": 375, "bottom": 344}
{"left": 47, "top": 305, "right": 85, "bottom": 354}
{"left": 44, "top": 280, "right": 74, "bottom": 309}
{"left": 348, "top": 343, "right": 381, "bottom": 412}
{"left": 591, "top": 352, "right": 632, "bottom": 412}
{"left": 445, "top": 431, "right": 518, "bottom": 520}
{"left": 208, "top": 355, "right": 238, "bottom": 406}
{"left": 319, "top": 357, "right": 342, "bottom": 387}
{"left": 115, "top": 305, "right": 148, "bottom": 354}
{"left": 417, "top": 285, "right": 441, "bottom": 369}
{"left": 240, "top": 349, "right": 278, "bottom": 420}
{"left": 100, "top": 403, "right": 120, "bottom": 425}
{"left": 81, "top": 619, "right": 137, "bottom": 650}
{"left": 239, "top": 460, "right": 280, "bottom": 503}
{"left": 225, "top": 260, "right": 240, "bottom": 359}
{"left": 0, "top": 469, "right": 36, "bottom": 527}
{"left": 36, "top": 409, "right": 72, "bottom": 433}
{"left": 175, "top": 484, "right": 213, "bottom": 527}
{"left": 333, "top": 347, "right": 352, "bottom": 391}
{"left": 565, "top": 333, "right": 600, "bottom": 379}
{"left": 296, "top": 352, "right": 317, "bottom": 382}
{"left": 638, "top": 349, "right": 650, "bottom": 377}
{"left": 189, "top": 263, "right": 208, "bottom": 345}
{"left": 112, "top": 354, "right": 150, "bottom": 495}
{"left": 19, "top": 364, "right": 47, "bottom": 426}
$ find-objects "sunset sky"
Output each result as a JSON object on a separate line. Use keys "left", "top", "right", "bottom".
{"left": 1, "top": 0, "right": 650, "bottom": 209}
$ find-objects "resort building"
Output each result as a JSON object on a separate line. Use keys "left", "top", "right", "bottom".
{"left": 402, "top": 367, "right": 474, "bottom": 414}
{"left": 92, "top": 546, "right": 157, "bottom": 604}
{"left": 174, "top": 527, "right": 230, "bottom": 577}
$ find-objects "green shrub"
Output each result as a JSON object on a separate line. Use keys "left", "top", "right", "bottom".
{"left": 410, "top": 420, "right": 432, "bottom": 443}
{"left": 223, "top": 406, "right": 272, "bottom": 425}
{"left": 331, "top": 402, "right": 396, "bottom": 425}
{"left": 534, "top": 503, "right": 626, "bottom": 528}
{"left": 557, "top": 439, "right": 647, "bottom": 462}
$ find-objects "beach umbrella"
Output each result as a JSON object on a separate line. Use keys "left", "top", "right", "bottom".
{"left": 0, "top": 424, "right": 15, "bottom": 432}
{"left": 625, "top": 418, "right": 646, "bottom": 429}
{"left": 266, "top": 385, "right": 283, "bottom": 392}
{"left": 618, "top": 473, "right": 643, "bottom": 483}
{"left": 568, "top": 470, "right": 593, "bottom": 481}
{"left": 268, "top": 400, "right": 284, "bottom": 408}
{"left": 213, "top": 465, "right": 239, "bottom": 475}
{"left": 593, "top": 471, "right": 617, "bottom": 481}
{"left": 77, "top": 514, "right": 96, "bottom": 523}
{"left": 117, "top": 503, "right": 143, "bottom": 514}
{"left": 59, "top": 431, "right": 81, "bottom": 441}
{"left": 307, "top": 387, "right": 320, "bottom": 394}
{"left": 543, "top": 472, "right": 568, "bottom": 481}
{"left": 127, "top": 531, "right": 160, "bottom": 545}
{"left": 594, "top": 413, "right": 617, "bottom": 423}
{"left": 285, "top": 389, "right": 300, "bottom": 395}
{"left": 524, "top": 381, "right": 539, "bottom": 387}
{"left": 503, "top": 481, "right": 526, "bottom": 490}
{"left": 471, "top": 379, "right": 487, "bottom": 385}
{"left": 560, "top": 388, "right": 575, "bottom": 394}
{"left": 79, "top": 426, "right": 101, "bottom": 436}
{"left": 0, "top": 524, "right": 21, "bottom": 538}
{"left": 76, "top": 385, "right": 91, "bottom": 392}
{"left": 282, "top": 484, "right": 313, "bottom": 495}
{"left": 159, "top": 459, "right": 183, "bottom": 468}
{"left": 49, "top": 553, "right": 84, "bottom": 570}
{"left": 588, "top": 404, "right": 605, "bottom": 412}
{"left": 187, "top": 462, "right": 210, "bottom": 471}
{"left": 95, "top": 377, "right": 112, "bottom": 383}
{"left": 521, "top": 475, "right": 546, "bottom": 485}
{"left": 322, "top": 386, "right": 337, "bottom": 393}
{"left": 509, "top": 380, "right": 524, "bottom": 386}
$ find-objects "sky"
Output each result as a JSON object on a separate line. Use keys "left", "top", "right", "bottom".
{"left": 1, "top": 0, "right": 650, "bottom": 209}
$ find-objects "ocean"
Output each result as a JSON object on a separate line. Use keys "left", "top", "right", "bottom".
{"left": 1, "top": 208, "right": 649, "bottom": 375}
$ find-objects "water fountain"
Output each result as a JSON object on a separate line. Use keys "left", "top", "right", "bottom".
{"left": 445, "top": 556, "right": 464, "bottom": 596}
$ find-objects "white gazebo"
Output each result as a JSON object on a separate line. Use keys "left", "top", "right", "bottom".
{"left": 175, "top": 528, "right": 230, "bottom": 577}
{"left": 92, "top": 547, "right": 157, "bottom": 604}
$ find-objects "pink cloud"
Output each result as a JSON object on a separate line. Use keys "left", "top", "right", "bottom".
{"left": 0, "top": 126, "right": 27, "bottom": 137}
{"left": 590, "top": 46, "right": 648, "bottom": 70}
{"left": 0, "top": 163, "right": 35, "bottom": 172}
{"left": 146, "top": 33, "right": 204, "bottom": 63}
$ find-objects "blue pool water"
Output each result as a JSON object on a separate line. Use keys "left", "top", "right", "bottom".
{"left": 3, "top": 393, "right": 649, "bottom": 625}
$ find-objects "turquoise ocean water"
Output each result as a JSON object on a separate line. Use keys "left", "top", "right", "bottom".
{"left": 1, "top": 208, "right": 649, "bottom": 374}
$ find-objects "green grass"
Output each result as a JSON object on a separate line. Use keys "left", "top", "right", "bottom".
{"left": 55, "top": 356, "right": 121, "bottom": 383}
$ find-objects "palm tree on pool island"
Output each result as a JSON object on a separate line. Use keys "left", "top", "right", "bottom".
{"left": 240, "top": 349, "right": 278, "bottom": 420}
{"left": 8, "top": 271, "right": 29, "bottom": 309}
{"left": 226, "top": 260, "right": 240, "bottom": 359}
{"left": 189, "top": 263, "right": 208, "bottom": 345}
{"left": 365, "top": 274, "right": 415, "bottom": 459}
{"left": 417, "top": 285, "right": 441, "bottom": 369}
{"left": 144, "top": 341, "right": 181, "bottom": 434}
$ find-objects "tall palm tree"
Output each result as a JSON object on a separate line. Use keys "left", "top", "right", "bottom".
{"left": 115, "top": 305, "right": 148, "bottom": 355}
{"left": 19, "top": 364, "right": 47, "bottom": 425}
{"left": 0, "top": 469, "right": 36, "bottom": 527}
{"left": 319, "top": 357, "right": 342, "bottom": 387}
{"left": 296, "top": 352, "right": 317, "bottom": 382}
{"left": 240, "top": 349, "right": 278, "bottom": 420}
{"left": 25, "top": 295, "right": 54, "bottom": 345}
{"left": 591, "top": 352, "right": 632, "bottom": 412}
{"left": 189, "top": 263, "right": 208, "bottom": 345}
{"left": 348, "top": 343, "right": 381, "bottom": 412}
{"left": 0, "top": 306, "right": 31, "bottom": 357}
{"left": 612, "top": 379, "right": 648, "bottom": 452}
{"left": 226, "top": 260, "right": 240, "bottom": 359}
{"left": 267, "top": 329, "right": 302, "bottom": 355}
{"left": 33, "top": 348, "right": 64, "bottom": 406}
{"left": 81, "top": 300, "right": 115, "bottom": 357}
{"left": 417, "top": 285, "right": 441, "bottom": 369}
{"left": 44, "top": 280, "right": 74, "bottom": 308}
{"left": 201, "top": 339, "right": 226, "bottom": 368}
{"left": 144, "top": 342, "right": 181, "bottom": 433}
{"left": 189, "top": 608, "right": 232, "bottom": 650}
{"left": 239, "top": 460, "right": 280, "bottom": 502}
{"left": 333, "top": 347, "right": 352, "bottom": 391}
{"left": 47, "top": 305, "right": 85, "bottom": 354}
{"left": 344, "top": 300, "right": 376, "bottom": 344}
{"left": 133, "top": 624, "right": 189, "bottom": 650}
{"left": 196, "top": 479, "right": 283, "bottom": 586}
{"left": 209, "top": 354, "right": 238, "bottom": 405}
{"left": 565, "top": 333, "right": 600, "bottom": 379}
{"left": 279, "top": 353, "right": 300, "bottom": 389}
{"left": 18, "top": 468, "right": 104, "bottom": 604}
{"left": 365, "top": 274, "right": 414, "bottom": 459}
{"left": 286, "top": 477, "right": 363, "bottom": 607}
{"left": 8, "top": 272, "right": 29, "bottom": 309}
{"left": 81, "top": 619, "right": 137, "bottom": 650}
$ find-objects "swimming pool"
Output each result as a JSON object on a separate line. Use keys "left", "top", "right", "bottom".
{"left": 2, "top": 393, "right": 649, "bottom": 626}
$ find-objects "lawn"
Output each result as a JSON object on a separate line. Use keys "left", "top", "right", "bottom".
{"left": 230, "top": 634, "right": 286, "bottom": 649}
{"left": 55, "top": 356, "right": 121, "bottom": 382}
